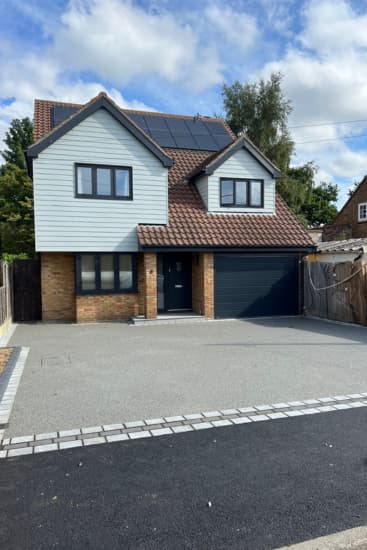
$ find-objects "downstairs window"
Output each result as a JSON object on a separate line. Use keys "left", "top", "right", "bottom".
{"left": 75, "top": 253, "right": 137, "bottom": 294}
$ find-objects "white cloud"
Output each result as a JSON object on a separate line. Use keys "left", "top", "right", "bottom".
{"left": 258, "top": 0, "right": 367, "bottom": 206}
{"left": 54, "top": 0, "right": 222, "bottom": 91}
{"left": 205, "top": 4, "right": 259, "bottom": 52}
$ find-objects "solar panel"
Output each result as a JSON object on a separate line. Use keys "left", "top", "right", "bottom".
{"left": 184, "top": 119, "right": 210, "bottom": 136}
{"left": 194, "top": 134, "right": 218, "bottom": 150}
{"left": 51, "top": 105, "right": 79, "bottom": 128}
{"left": 50, "top": 104, "right": 231, "bottom": 151}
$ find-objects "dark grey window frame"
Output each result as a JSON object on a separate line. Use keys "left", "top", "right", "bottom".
{"left": 75, "top": 253, "right": 137, "bottom": 295}
{"left": 75, "top": 164, "right": 133, "bottom": 200}
{"left": 220, "top": 178, "right": 264, "bottom": 208}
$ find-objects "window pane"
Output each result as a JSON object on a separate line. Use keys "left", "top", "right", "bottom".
{"left": 115, "top": 169, "right": 130, "bottom": 197}
{"left": 250, "top": 181, "right": 262, "bottom": 206}
{"left": 100, "top": 255, "right": 114, "bottom": 290}
{"left": 77, "top": 166, "right": 92, "bottom": 195}
{"left": 96, "top": 168, "right": 112, "bottom": 196}
{"left": 359, "top": 204, "right": 367, "bottom": 220}
{"left": 235, "top": 181, "right": 247, "bottom": 206}
{"left": 81, "top": 255, "right": 95, "bottom": 290}
{"left": 221, "top": 180, "right": 234, "bottom": 205}
{"left": 118, "top": 255, "right": 133, "bottom": 289}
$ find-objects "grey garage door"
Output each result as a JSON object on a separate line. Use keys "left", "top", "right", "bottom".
{"left": 214, "top": 254, "right": 299, "bottom": 318}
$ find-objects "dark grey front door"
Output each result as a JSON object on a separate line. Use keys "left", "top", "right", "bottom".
{"left": 164, "top": 255, "right": 192, "bottom": 311}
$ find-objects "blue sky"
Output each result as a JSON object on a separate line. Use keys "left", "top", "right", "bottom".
{"left": 1, "top": 0, "right": 367, "bottom": 206}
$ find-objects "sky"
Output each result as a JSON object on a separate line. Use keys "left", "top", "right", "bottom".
{"left": 1, "top": 0, "right": 367, "bottom": 207}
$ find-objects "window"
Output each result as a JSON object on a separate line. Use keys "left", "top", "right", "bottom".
{"left": 220, "top": 178, "right": 264, "bottom": 207}
{"left": 76, "top": 253, "right": 137, "bottom": 294}
{"left": 75, "top": 164, "right": 132, "bottom": 200}
{"left": 358, "top": 202, "right": 367, "bottom": 222}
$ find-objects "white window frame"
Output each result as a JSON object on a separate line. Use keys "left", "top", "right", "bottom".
{"left": 358, "top": 202, "right": 367, "bottom": 222}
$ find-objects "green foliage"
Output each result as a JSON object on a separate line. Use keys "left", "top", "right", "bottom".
{"left": 0, "top": 164, "right": 35, "bottom": 256}
{"left": 222, "top": 72, "right": 294, "bottom": 173}
{"left": 277, "top": 163, "right": 338, "bottom": 227}
{"left": 1, "top": 118, "right": 33, "bottom": 170}
{"left": 1, "top": 252, "right": 29, "bottom": 262}
{"left": 222, "top": 73, "right": 338, "bottom": 226}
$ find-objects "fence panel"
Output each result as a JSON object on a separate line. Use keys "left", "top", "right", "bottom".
{"left": 304, "top": 259, "right": 367, "bottom": 325}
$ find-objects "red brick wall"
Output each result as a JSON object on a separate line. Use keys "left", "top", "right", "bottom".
{"left": 76, "top": 293, "right": 139, "bottom": 322}
{"left": 143, "top": 253, "right": 157, "bottom": 319}
{"left": 324, "top": 179, "right": 367, "bottom": 241}
{"left": 41, "top": 253, "right": 76, "bottom": 321}
{"left": 192, "top": 252, "right": 214, "bottom": 318}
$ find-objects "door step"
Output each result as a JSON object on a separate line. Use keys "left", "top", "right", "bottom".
{"left": 130, "top": 313, "right": 208, "bottom": 326}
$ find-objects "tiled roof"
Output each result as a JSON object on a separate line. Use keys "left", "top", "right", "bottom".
{"left": 33, "top": 98, "right": 313, "bottom": 249}
{"left": 137, "top": 148, "right": 313, "bottom": 248}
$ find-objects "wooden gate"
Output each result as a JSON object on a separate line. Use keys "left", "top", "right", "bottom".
{"left": 12, "top": 259, "right": 42, "bottom": 322}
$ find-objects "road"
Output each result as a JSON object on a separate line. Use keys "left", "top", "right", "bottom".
{"left": 1, "top": 408, "right": 367, "bottom": 549}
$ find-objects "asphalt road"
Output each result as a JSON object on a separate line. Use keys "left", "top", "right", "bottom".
{"left": 1, "top": 408, "right": 367, "bottom": 549}
{"left": 7, "top": 317, "right": 367, "bottom": 436}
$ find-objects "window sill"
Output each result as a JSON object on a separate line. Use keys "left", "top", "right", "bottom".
{"left": 76, "top": 289, "right": 138, "bottom": 296}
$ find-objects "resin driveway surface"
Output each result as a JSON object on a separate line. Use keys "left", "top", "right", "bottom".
{"left": 6, "top": 317, "right": 367, "bottom": 437}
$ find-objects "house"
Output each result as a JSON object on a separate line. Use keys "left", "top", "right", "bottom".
{"left": 25, "top": 92, "right": 313, "bottom": 323}
{"left": 323, "top": 176, "right": 367, "bottom": 241}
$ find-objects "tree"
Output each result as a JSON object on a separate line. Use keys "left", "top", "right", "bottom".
{"left": 1, "top": 117, "right": 33, "bottom": 170}
{"left": 222, "top": 73, "right": 338, "bottom": 226}
{"left": 0, "top": 164, "right": 35, "bottom": 256}
{"left": 222, "top": 72, "right": 294, "bottom": 173}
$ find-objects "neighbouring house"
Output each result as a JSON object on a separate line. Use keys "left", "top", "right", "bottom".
{"left": 25, "top": 92, "right": 313, "bottom": 323}
{"left": 323, "top": 176, "right": 367, "bottom": 241}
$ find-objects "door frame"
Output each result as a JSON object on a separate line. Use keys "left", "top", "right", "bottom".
{"left": 158, "top": 253, "right": 193, "bottom": 312}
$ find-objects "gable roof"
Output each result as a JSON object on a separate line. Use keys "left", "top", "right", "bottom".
{"left": 187, "top": 136, "right": 282, "bottom": 180}
{"left": 328, "top": 175, "right": 367, "bottom": 225}
{"left": 137, "top": 148, "right": 313, "bottom": 249}
{"left": 27, "top": 93, "right": 173, "bottom": 167}
{"left": 31, "top": 95, "right": 313, "bottom": 250}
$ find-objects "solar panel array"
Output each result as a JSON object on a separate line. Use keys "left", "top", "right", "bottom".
{"left": 128, "top": 113, "right": 232, "bottom": 151}
{"left": 51, "top": 106, "right": 232, "bottom": 151}
{"left": 52, "top": 105, "right": 80, "bottom": 128}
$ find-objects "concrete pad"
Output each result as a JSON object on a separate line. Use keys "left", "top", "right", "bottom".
{"left": 5, "top": 317, "right": 367, "bottom": 436}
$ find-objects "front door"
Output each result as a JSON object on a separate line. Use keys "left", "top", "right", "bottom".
{"left": 164, "top": 255, "right": 192, "bottom": 311}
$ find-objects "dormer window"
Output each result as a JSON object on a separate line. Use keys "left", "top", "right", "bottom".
{"left": 220, "top": 178, "right": 264, "bottom": 208}
{"left": 358, "top": 202, "right": 367, "bottom": 222}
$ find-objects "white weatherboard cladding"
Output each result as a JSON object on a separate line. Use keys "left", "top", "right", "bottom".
{"left": 33, "top": 109, "right": 168, "bottom": 252}
{"left": 198, "top": 148, "right": 275, "bottom": 214}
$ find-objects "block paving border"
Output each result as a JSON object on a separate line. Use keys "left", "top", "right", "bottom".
{"left": 2, "top": 391, "right": 367, "bottom": 458}
{"left": 0, "top": 347, "right": 29, "bottom": 434}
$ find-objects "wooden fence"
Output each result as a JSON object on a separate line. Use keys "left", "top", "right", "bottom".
{"left": 303, "top": 258, "right": 367, "bottom": 325}
{"left": 0, "top": 261, "right": 13, "bottom": 336}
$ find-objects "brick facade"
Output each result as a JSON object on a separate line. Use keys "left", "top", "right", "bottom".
{"left": 324, "top": 177, "right": 367, "bottom": 241}
{"left": 143, "top": 253, "right": 157, "bottom": 319}
{"left": 41, "top": 253, "right": 76, "bottom": 321}
{"left": 76, "top": 293, "right": 139, "bottom": 323}
{"left": 192, "top": 252, "right": 214, "bottom": 318}
{"left": 41, "top": 251, "right": 214, "bottom": 322}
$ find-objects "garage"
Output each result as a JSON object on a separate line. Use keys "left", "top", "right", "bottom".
{"left": 214, "top": 253, "right": 300, "bottom": 318}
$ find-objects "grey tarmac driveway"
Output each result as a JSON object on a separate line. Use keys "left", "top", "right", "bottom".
{"left": 6, "top": 316, "right": 367, "bottom": 437}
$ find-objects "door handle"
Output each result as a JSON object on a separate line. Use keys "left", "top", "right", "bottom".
{"left": 174, "top": 284, "right": 183, "bottom": 288}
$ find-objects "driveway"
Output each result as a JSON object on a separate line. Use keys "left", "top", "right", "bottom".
{"left": 6, "top": 317, "right": 367, "bottom": 437}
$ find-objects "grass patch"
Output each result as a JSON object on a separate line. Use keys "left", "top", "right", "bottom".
{"left": 0, "top": 348, "right": 13, "bottom": 378}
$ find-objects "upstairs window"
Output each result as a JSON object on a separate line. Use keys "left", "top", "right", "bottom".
{"left": 76, "top": 253, "right": 137, "bottom": 294}
{"left": 220, "top": 178, "right": 264, "bottom": 208}
{"left": 75, "top": 164, "right": 132, "bottom": 200}
{"left": 358, "top": 202, "right": 367, "bottom": 222}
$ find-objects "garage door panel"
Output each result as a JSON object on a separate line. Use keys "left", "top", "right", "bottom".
{"left": 214, "top": 254, "right": 299, "bottom": 318}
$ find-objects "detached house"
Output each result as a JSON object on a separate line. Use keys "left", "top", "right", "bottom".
{"left": 26, "top": 93, "right": 313, "bottom": 323}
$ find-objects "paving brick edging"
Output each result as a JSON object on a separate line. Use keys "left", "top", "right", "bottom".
{"left": 1, "top": 391, "right": 367, "bottom": 458}
{"left": 0, "top": 347, "right": 29, "bottom": 432}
